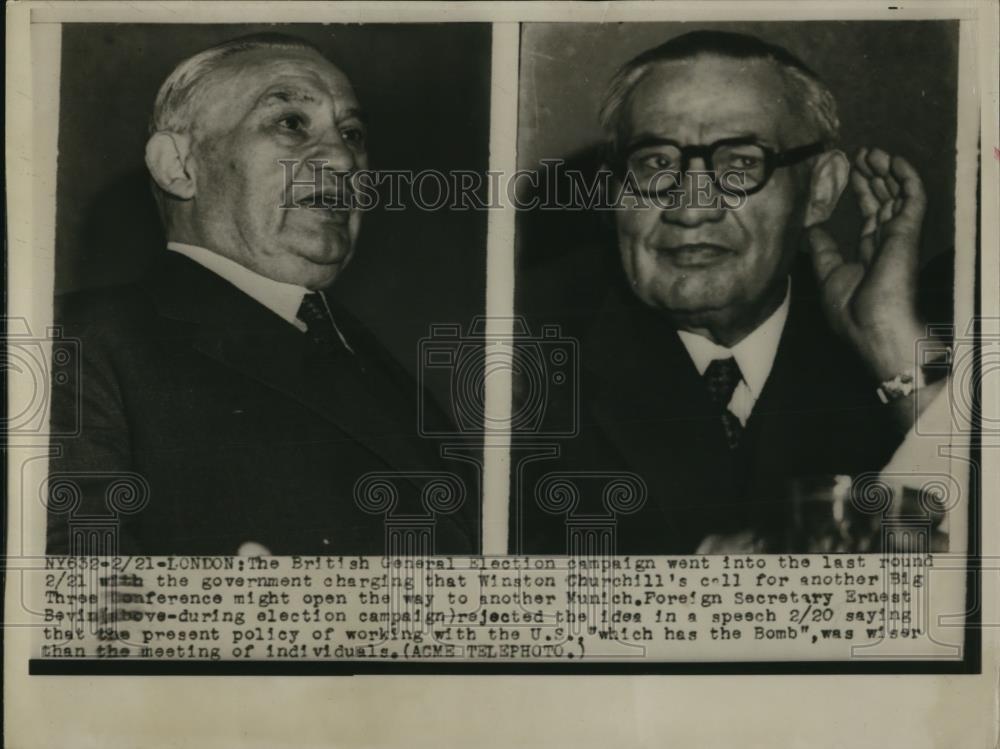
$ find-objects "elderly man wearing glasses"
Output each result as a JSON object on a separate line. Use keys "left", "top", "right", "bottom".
{"left": 519, "top": 30, "right": 949, "bottom": 554}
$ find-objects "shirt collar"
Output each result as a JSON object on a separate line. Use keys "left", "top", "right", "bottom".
{"left": 166, "top": 242, "right": 308, "bottom": 332}
{"left": 676, "top": 280, "right": 791, "bottom": 399}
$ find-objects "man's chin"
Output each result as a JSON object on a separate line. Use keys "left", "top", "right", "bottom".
{"left": 632, "top": 273, "right": 736, "bottom": 313}
{"left": 262, "top": 244, "right": 353, "bottom": 289}
{"left": 299, "top": 252, "right": 353, "bottom": 290}
{"left": 299, "top": 243, "right": 352, "bottom": 265}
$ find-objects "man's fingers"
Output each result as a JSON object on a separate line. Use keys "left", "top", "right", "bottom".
{"left": 853, "top": 147, "right": 874, "bottom": 178}
{"left": 871, "top": 176, "right": 893, "bottom": 204}
{"left": 884, "top": 173, "right": 901, "bottom": 198}
{"left": 865, "top": 150, "right": 899, "bottom": 220}
{"left": 807, "top": 225, "right": 845, "bottom": 282}
{"left": 854, "top": 149, "right": 926, "bottom": 238}
{"left": 890, "top": 154, "right": 927, "bottom": 221}
{"left": 859, "top": 147, "right": 902, "bottom": 199}
{"left": 877, "top": 172, "right": 902, "bottom": 202}
{"left": 878, "top": 198, "right": 896, "bottom": 224}
{"left": 850, "top": 170, "right": 880, "bottom": 219}
{"left": 865, "top": 147, "right": 893, "bottom": 176}
{"left": 859, "top": 231, "right": 877, "bottom": 266}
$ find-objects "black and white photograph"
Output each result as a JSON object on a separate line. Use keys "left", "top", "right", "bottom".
{"left": 514, "top": 21, "right": 967, "bottom": 556}
{"left": 43, "top": 23, "right": 492, "bottom": 556}
{"left": 3, "top": 3, "right": 997, "bottom": 748}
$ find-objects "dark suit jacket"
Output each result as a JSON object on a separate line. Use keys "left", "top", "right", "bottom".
{"left": 515, "top": 264, "right": 903, "bottom": 554}
{"left": 47, "top": 252, "right": 479, "bottom": 556}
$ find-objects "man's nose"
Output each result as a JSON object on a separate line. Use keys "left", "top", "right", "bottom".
{"left": 658, "top": 159, "right": 727, "bottom": 228}
{"left": 308, "top": 127, "right": 359, "bottom": 174}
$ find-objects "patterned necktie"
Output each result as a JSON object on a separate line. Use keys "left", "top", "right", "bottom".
{"left": 296, "top": 292, "right": 353, "bottom": 361}
{"left": 703, "top": 356, "right": 744, "bottom": 449}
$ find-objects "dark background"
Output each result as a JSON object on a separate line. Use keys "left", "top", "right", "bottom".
{"left": 55, "top": 23, "right": 492, "bottom": 378}
{"left": 516, "top": 21, "right": 960, "bottom": 325}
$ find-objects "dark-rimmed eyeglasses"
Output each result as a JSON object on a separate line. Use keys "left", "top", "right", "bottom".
{"left": 616, "top": 137, "right": 826, "bottom": 197}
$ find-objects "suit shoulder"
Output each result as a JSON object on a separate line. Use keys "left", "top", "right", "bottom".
{"left": 54, "top": 283, "right": 154, "bottom": 336}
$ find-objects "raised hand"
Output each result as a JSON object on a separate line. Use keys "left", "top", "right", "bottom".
{"left": 807, "top": 147, "right": 927, "bottom": 383}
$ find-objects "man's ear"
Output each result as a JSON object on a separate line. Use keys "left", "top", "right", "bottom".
{"left": 802, "top": 149, "right": 849, "bottom": 228}
{"left": 145, "top": 132, "right": 196, "bottom": 200}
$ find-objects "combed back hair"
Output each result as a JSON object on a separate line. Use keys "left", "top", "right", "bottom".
{"left": 599, "top": 30, "right": 840, "bottom": 154}
{"left": 150, "top": 32, "right": 323, "bottom": 135}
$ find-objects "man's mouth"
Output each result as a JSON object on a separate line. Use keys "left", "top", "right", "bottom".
{"left": 295, "top": 192, "right": 352, "bottom": 225}
{"left": 654, "top": 242, "right": 734, "bottom": 267}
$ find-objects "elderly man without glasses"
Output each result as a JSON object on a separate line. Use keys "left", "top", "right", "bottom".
{"left": 47, "top": 34, "right": 478, "bottom": 556}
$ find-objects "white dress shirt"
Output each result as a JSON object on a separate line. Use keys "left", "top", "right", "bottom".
{"left": 676, "top": 283, "right": 790, "bottom": 426}
{"left": 167, "top": 242, "right": 310, "bottom": 331}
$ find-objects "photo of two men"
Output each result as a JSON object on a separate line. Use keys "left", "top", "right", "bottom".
{"left": 45, "top": 21, "right": 965, "bottom": 558}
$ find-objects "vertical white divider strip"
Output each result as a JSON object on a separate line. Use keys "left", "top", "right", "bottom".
{"left": 481, "top": 23, "right": 521, "bottom": 555}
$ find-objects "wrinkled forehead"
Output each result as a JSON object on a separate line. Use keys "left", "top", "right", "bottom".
{"left": 621, "top": 55, "right": 806, "bottom": 148}
{"left": 189, "top": 47, "right": 358, "bottom": 134}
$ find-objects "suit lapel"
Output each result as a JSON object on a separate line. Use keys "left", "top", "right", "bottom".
{"left": 581, "top": 284, "right": 737, "bottom": 538}
{"left": 743, "top": 285, "right": 812, "bottom": 476}
{"left": 144, "top": 253, "right": 436, "bottom": 481}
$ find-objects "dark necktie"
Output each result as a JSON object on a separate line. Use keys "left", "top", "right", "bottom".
{"left": 296, "top": 292, "right": 355, "bottom": 363}
{"left": 703, "top": 357, "right": 744, "bottom": 449}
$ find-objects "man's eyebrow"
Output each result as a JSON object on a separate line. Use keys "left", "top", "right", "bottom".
{"left": 713, "top": 131, "right": 766, "bottom": 143}
{"left": 625, "top": 131, "right": 766, "bottom": 150}
{"left": 338, "top": 107, "right": 366, "bottom": 123}
{"left": 624, "top": 134, "right": 681, "bottom": 151}
{"left": 251, "top": 91, "right": 366, "bottom": 122}
{"left": 253, "top": 88, "right": 319, "bottom": 110}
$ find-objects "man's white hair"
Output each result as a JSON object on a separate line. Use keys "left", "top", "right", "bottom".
{"left": 599, "top": 31, "right": 840, "bottom": 156}
{"left": 147, "top": 33, "right": 324, "bottom": 223}
{"left": 150, "top": 32, "right": 322, "bottom": 135}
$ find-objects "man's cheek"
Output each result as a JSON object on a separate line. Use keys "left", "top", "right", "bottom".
{"left": 620, "top": 205, "right": 660, "bottom": 231}
{"left": 616, "top": 209, "right": 659, "bottom": 255}
{"left": 205, "top": 158, "right": 250, "bottom": 201}
{"left": 616, "top": 228, "right": 648, "bottom": 288}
